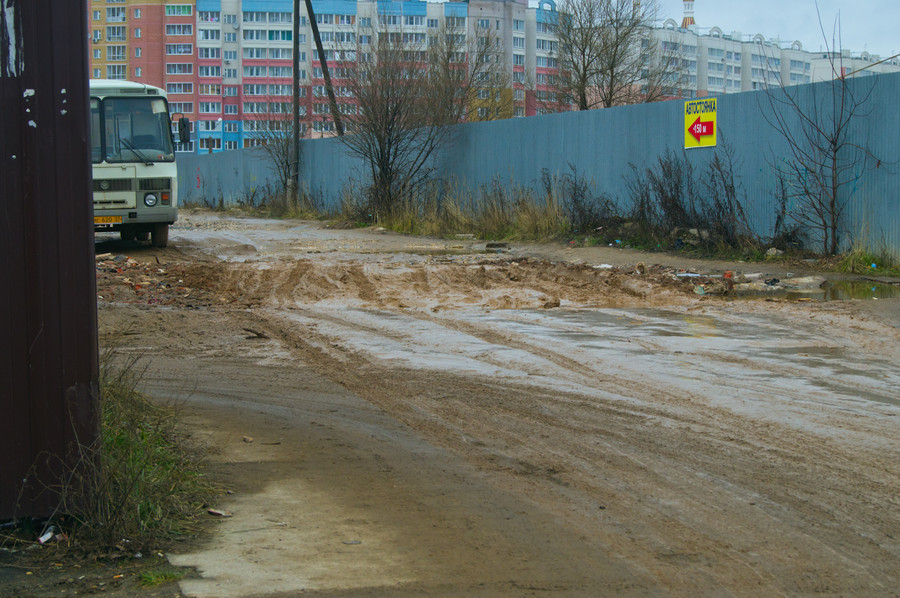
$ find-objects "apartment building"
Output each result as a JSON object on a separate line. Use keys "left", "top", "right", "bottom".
{"left": 88, "top": 0, "right": 900, "bottom": 153}
{"left": 656, "top": 17, "right": 899, "bottom": 99}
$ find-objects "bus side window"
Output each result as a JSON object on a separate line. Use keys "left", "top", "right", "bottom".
{"left": 90, "top": 99, "right": 103, "bottom": 162}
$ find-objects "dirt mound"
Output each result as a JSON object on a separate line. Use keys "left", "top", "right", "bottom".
{"left": 176, "top": 258, "right": 698, "bottom": 311}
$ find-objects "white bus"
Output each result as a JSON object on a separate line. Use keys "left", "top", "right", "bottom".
{"left": 89, "top": 80, "right": 189, "bottom": 247}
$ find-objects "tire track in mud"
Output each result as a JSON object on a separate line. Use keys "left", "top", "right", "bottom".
{"left": 97, "top": 220, "right": 900, "bottom": 595}
{"left": 235, "top": 302, "right": 899, "bottom": 596}
{"left": 112, "top": 247, "right": 899, "bottom": 595}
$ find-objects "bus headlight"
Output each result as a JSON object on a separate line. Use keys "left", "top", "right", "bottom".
{"left": 143, "top": 193, "right": 159, "bottom": 207}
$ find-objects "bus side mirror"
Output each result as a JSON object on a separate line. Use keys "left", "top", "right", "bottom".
{"left": 178, "top": 117, "right": 190, "bottom": 144}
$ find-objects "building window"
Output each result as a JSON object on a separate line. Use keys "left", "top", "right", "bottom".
{"left": 243, "top": 102, "right": 267, "bottom": 114}
{"left": 243, "top": 66, "right": 266, "bottom": 77}
{"left": 93, "top": 49, "right": 101, "bottom": 59}
{"left": 166, "top": 24, "right": 193, "bottom": 36}
{"left": 199, "top": 102, "right": 222, "bottom": 114}
{"left": 201, "top": 138, "right": 221, "bottom": 151}
{"left": 224, "top": 69, "right": 238, "bottom": 78}
{"left": 224, "top": 104, "right": 238, "bottom": 114}
{"left": 107, "top": 45, "right": 125, "bottom": 61}
{"left": 135, "top": 47, "right": 141, "bottom": 57}
{"left": 269, "top": 48, "right": 293, "bottom": 60}
{"left": 224, "top": 32, "right": 237, "bottom": 43}
{"left": 223, "top": 122, "right": 239, "bottom": 133}
{"left": 224, "top": 14, "right": 237, "bottom": 25}
{"left": 199, "top": 65, "right": 221, "bottom": 77}
{"left": 165, "top": 5, "right": 192, "bottom": 17}
{"left": 106, "top": 65, "right": 126, "bottom": 80}
{"left": 92, "top": 10, "right": 100, "bottom": 20}
{"left": 223, "top": 87, "right": 239, "bottom": 97}
{"left": 133, "top": 8, "right": 141, "bottom": 18}
{"left": 134, "top": 28, "right": 141, "bottom": 38}
{"left": 513, "top": 54, "right": 524, "bottom": 66}
{"left": 243, "top": 11, "right": 266, "bottom": 23}
{"left": 199, "top": 28, "right": 221, "bottom": 41}
{"left": 93, "top": 68, "right": 101, "bottom": 78}
{"left": 199, "top": 11, "right": 220, "bottom": 22}
{"left": 198, "top": 47, "right": 221, "bottom": 59}
{"left": 223, "top": 140, "right": 238, "bottom": 151}
{"left": 135, "top": 67, "right": 142, "bottom": 78}
{"left": 536, "top": 39, "right": 558, "bottom": 53}
{"left": 166, "top": 63, "right": 193, "bottom": 75}
{"left": 168, "top": 102, "right": 194, "bottom": 114}
{"left": 513, "top": 36, "right": 524, "bottom": 49}
{"left": 223, "top": 50, "right": 238, "bottom": 60}
{"left": 106, "top": 7, "right": 125, "bottom": 22}
{"left": 199, "top": 84, "right": 221, "bottom": 95}
{"left": 427, "top": 18, "right": 438, "bottom": 28}
{"left": 268, "top": 30, "right": 292, "bottom": 42}
{"left": 359, "top": 17, "right": 371, "bottom": 27}
{"left": 243, "top": 84, "right": 267, "bottom": 95}
{"left": 167, "top": 83, "right": 194, "bottom": 94}
{"left": 106, "top": 26, "right": 126, "bottom": 42}
{"left": 166, "top": 44, "right": 193, "bottom": 55}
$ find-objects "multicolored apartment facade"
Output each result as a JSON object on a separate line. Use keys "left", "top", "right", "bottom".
{"left": 88, "top": 0, "right": 565, "bottom": 153}
{"left": 89, "top": 0, "right": 900, "bottom": 154}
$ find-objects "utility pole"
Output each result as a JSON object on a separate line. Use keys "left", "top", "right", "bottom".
{"left": 1, "top": 0, "right": 99, "bottom": 518}
{"left": 293, "top": 0, "right": 301, "bottom": 197}
{"left": 304, "top": 0, "right": 344, "bottom": 136}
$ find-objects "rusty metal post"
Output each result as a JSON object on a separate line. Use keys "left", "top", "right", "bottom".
{"left": 0, "top": 0, "right": 99, "bottom": 519}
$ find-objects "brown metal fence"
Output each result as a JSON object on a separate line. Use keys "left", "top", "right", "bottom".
{"left": 1, "top": 0, "right": 99, "bottom": 519}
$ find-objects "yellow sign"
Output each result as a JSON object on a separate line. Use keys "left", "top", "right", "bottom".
{"left": 684, "top": 98, "right": 717, "bottom": 149}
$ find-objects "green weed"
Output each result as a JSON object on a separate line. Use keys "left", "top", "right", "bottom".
{"left": 140, "top": 567, "right": 186, "bottom": 587}
{"left": 48, "top": 351, "right": 217, "bottom": 551}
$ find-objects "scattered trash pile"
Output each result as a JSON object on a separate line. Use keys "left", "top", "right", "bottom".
{"left": 674, "top": 270, "right": 827, "bottom": 298}
{"left": 95, "top": 253, "right": 210, "bottom": 307}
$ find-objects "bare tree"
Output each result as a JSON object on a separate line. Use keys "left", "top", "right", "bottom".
{"left": 244, "top": 98, "right": 306, "bottom": 199}
{"left": 554, "top": 0, "right": 669, "bottom": 110}
{"left": 466, "top": 27, "right": 514, "bottom": 122}
{"left": 763, "top": 16, "right": 880, "bottom": 255}
{"left": 338, "top": 16, "right": 502, "bottom": 217}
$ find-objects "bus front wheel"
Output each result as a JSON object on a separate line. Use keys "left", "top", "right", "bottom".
{"left": 151, "top": 224, "right": 169, "bottom": 248}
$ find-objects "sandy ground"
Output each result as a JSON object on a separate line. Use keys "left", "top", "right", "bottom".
{"left": 80, "top": 212, "right": 900, "bottom": 596}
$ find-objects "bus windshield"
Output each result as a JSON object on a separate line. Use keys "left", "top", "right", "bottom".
{"left": 90, "top": 97, "right": 175, "bottom": 164}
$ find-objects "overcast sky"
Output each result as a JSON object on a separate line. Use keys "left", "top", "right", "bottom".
{"left": 655, "top": 0, "right": 899, "bottom": 58}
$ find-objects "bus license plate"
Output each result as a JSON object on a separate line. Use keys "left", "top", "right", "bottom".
{"left": 94, "top": 216, "right": 122, "bottom": 225}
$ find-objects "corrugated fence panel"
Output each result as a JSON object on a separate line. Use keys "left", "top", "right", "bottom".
{"left": 177, "top": 72, "right": 900, "bottom": 254}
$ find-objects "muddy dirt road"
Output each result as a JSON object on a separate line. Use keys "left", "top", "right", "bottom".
{"left": 95, "top": 212, "right": 899, "bottom": 597}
